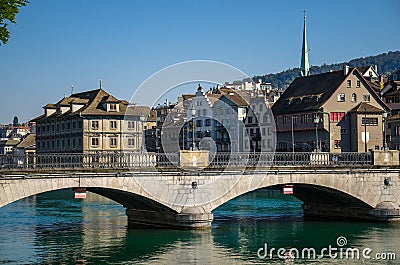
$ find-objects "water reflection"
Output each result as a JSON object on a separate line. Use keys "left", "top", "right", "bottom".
{"left": 0, "top": 189, "right": 399, "bottom": 264}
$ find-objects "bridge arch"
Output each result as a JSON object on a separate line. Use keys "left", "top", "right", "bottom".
{"left": 205, "top": 171, "right": 381, "bottom": 221}
{"left": 0, "top": 176, "right": 178, "bottom": 216}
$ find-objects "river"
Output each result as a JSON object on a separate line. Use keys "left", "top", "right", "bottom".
{"left": 0, "top": 189, "right": 398, "bottom": 264}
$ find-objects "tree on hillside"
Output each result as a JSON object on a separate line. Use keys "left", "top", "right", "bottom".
{"left": 0, "top": 0, "right": 29, "bottom": 45}
{"left": 13, "top": 116, "right": 18, "bottom": 126}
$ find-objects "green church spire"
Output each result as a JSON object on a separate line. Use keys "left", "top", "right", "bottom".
{"left": 301, "top": 10, "right": 310, "bottom": 77}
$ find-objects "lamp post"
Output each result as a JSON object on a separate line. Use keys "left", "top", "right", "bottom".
{"left": 182, "top": 117, "right": 187, "bottom": 150}
{"left": 364, "top": 107, "right": 367, "bottom": 153}
{"left": 140, "top": 115, "right": 146, "bottom": 152}
{"left": 382, "top": 111, "right": 388, "bottom": 150}
{"left": 314, "top": 113, "right": 320, "bottom": 152}
{"left": 191, "top": 105, "right": 196, "bottom": 151}
{"left": 291, "top": 115, "right": 295, "bottom": 154}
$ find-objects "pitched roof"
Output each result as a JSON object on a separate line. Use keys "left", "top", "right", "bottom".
{"left": 16, "top": 134, "right": 36, "bottom": 149}
{"left": 349, "top": 102, "right": 383, "bottom": 113}
{"left": 0, "top": 139, "right": 20, "bottom": 147}
{"left": 209, "top": 89, "right": 249, "bottom": 106}
{"left": 222, "top": 93, "right": 249, "bottom": 106}
{"left": 182, "top": 94, "right": 195, "bottom": 100}
{"left": 33, "top": 88, "right": 149, "bottom": 121}
{"left": 272, "top": 70, "right": 347, "bottom": 115}
{"left": 356, "top": 66, "right": 370, "bottom": 74}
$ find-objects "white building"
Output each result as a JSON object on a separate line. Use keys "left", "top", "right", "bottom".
{"left": 187, "top": 85, "right": 248, "bottom": 152}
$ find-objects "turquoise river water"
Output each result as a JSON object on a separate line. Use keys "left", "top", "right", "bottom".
{"left": 0, "top": 189, "right": 399, "bottom": 264}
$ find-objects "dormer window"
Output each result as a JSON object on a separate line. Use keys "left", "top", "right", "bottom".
{"left": 109, "top": 104, "right": 117, "bottom": 111}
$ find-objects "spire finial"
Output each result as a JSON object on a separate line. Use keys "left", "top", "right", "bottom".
{"left": 303, "top": 10, "right": 306, "bottom": 19}
{"left": 100, "top": 79, "right": 102, "bottom": 89}
{"left": 300, "top": 10, "right": 310, "bottom": 77}
{"left": 71, "top": 85, "right": 74, "bottom": 95}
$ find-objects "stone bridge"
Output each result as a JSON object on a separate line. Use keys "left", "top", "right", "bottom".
{"left": 1, "top": 166, "right": 400, "bottom": 228}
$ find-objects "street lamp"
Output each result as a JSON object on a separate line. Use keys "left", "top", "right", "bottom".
{"left": 140, "top": 115, "right": 146, "bottom": 152}
{"left": 182, "top": 117, "right": 187, "bottom": 150}
{"left": 291, "top": 115, "right": 295, "bottom": 154}
{"left": 382, "top": 111, "right": 388, "bottom": 150}
{"left": 314, "top": 114, "right": 320, "bottom": 152}
{"left": 364, "top": 107, "right": 367, "bottom": 153}
{"left": 191, "top": 105, "right": 196, "bottom": 151}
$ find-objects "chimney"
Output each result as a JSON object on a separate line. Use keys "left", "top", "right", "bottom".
{"left": 374, "top": 65, "right": 378, "bottom": 73}
{"left": 343, "top": 65, "right": 349, "bottom": 75}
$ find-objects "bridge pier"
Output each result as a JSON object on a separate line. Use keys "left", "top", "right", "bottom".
{"left": 126, "top": 207, "right": 213, "bottom": 229}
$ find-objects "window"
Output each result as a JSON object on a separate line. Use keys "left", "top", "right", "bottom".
{"left": 205, "top": 119, "right": 211, "bottom": 126}
{"left": 91, "top": 121, "right": 99, "bottom": 129}
{"left": 196, "top": 120, "right": 202, "bottom": 127}
{"left": 66, "top": 122, "right": 70, "bottom": 130}
{"left": 302, "top": 114, "right": 312, "bottom": 124}
{"left": 363, "top": 95, "right": 370, "bottom": 102}
{"left": 341, "top": 128, "right": 347, "bottom": 134}
{"left": 51, "top": 124, "right": 55, "bottom": 133}
{"left": 337, "top": 93, "right": 346, "bottom": 102}
{"left": 91, "top": 137, "right": 99, "bottom": 146}
{"left": 347, "top": 80, "right": 351, "bottom": 88}
{"left": 330, "top": 112, "right": 345, "bottom": 122}
{"left": 248, "top": 117, "right": 253, "bottom": 124}
{"left": 334, "top": 140, "right": 341, "bottom": 149}
{"left": 203, "top": 109, "right": 207, "bottom": 116}
{"left": 61, "top": 124, "right": 64, "bottom": 131}
{"left": 128, "top": 138, "right": 134, "bottom": 146}
{"left": 262, "top": 127, "right": 266, "bottom": 135}
{"left": 110, "top": 120, "right": 117, "bottom": 129}
{"left": 362, "top": 117, "right": 378, "bottom": 126}
{"left": 109, "top": 137, "right": 117, "bottom": 147}
{"left": 128, "top": 121, "right": 134, "bottom": 129}
{"left": 356, "top": 80, "right": 361, "bottom": 88}
{"left": 109, "top": 104, "right": 117, "bottom": 111}
{"left": 293, "top": 115, "right": 299, "bottom": 125}
{"left": 351, "top": 93, "right": 357, "bottom": 102}
{"left": 72, "top": 122, "right": 76, "bottom": 130}
{"left": 283, "top": 116, "right": 289, "bottom": 124}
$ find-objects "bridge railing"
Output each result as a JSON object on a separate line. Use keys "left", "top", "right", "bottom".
{"left": 0, "top": 151, "right": 372, "bottom": 170}
{"left": 208, "top": 152, "right": 372, "bottom": 167}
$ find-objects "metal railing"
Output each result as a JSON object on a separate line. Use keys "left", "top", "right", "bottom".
{"left": 0, "top": 151, "right": 372, "bottom": 171}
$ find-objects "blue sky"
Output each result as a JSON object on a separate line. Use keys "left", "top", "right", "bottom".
{"left": 0, "top": 0, "right": 399, "bottom": 124}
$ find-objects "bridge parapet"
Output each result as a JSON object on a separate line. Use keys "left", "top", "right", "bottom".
{"left": 372, "top": 150, "right": 399, "bottom": 166}
{"left": 0, "top": 152, "right": 378, "bottom": 171}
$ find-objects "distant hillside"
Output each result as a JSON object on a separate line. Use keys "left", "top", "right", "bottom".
{"left": 253, "top": 51, "right": 400, "bottom": 89}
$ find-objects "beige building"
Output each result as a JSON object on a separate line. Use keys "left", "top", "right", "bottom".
{"left": 33, "top": 88, "right": 150, "bottom": 153}
{"left": 272, "top": 66, "right": 388, "bottom": 152}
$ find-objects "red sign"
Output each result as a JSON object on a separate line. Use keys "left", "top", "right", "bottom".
{"left": 283, "top": 185, "right": 293, "bottom": 195}
{"left": 74, "top": 188, "right": 87, "bottom": 199}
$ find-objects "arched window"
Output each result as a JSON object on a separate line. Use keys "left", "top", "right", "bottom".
{"left": 352, "top": 93, "right": 357, "bottom": 102}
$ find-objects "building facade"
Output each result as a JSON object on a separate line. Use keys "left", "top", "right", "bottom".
{"left": 272, "top": 66, "right": 388, "bottom": 152}
{"left": 186, "top": 85, "right": 248, "bottom": 153}
{"left": 33, "top": 88, "right": 149, "bottom": 153}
